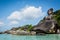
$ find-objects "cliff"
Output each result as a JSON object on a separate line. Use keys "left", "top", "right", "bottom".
{"left": 32, "top": 8, "right": 60, "bottom": 34}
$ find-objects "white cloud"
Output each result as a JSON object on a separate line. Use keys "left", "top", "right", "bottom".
{"left": 7, "top": 11, "right": 22, "bottom": 20}
{"left": 0, "top": 21, "right": 4, "bottom": 26}
{"left": 7, "top": 6, "right": 46, "bottom": 21}
{"left": 9, "top": 21, "right": 19, "bottom": 25}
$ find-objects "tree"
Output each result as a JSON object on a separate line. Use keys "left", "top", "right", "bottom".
{"left": 27, "top": 24, "right": 33, "bottom": 31}
{"left": 53, "top": 10, "right": 60, "bottom": 26}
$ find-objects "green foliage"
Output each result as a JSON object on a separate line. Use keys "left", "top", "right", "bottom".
{"left": 27, "top": 24, "right": 33, "bottom": 31}
{"left": 20, "top": 27, "right": 24, "bottom": 30}
{"left": 53, "top": 10, "right": 60, "bottom": 26}
{"left": 20, "top": 24, "right": 33, "bottom": 31}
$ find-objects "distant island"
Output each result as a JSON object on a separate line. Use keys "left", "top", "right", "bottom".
{"left": 0, "top": 8, "right": 60, "bottom": 35}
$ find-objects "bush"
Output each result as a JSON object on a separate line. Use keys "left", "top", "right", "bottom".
{"left": 54, "top": 10, "right": 60, "bottom": 26}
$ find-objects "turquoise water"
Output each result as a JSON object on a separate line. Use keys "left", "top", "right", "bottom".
{"left": 0, "top": 34, "right": 60, "bottom": 40}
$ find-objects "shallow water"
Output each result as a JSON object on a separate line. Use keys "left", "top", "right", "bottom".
{"left": 0, "top": 34, "right": 60, "bottom": 40}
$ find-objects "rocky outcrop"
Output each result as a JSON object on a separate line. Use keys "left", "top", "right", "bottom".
{"left": 4, "top": 29, "right": 36, "bottom": 35}
{"left": 32, "top": 8, "right": 60, "bottom": 34}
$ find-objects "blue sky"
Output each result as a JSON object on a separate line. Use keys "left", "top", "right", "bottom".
{"left": 0, "top": 0, "right": 60, "bottom": 32}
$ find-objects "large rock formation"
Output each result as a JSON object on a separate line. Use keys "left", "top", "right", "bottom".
{"left": 32, "top": 8, "right": 58, "bottom": 34}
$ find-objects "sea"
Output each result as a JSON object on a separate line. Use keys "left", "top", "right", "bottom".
{"left": 0, "top": 34, "right": 60, "bottom": 40}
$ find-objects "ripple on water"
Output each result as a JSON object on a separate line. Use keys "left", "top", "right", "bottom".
{"left": 0, "top": 34, "right": 60, "bottom": 40}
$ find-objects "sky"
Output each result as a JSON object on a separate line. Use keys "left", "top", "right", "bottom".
{"left": 0, "top": 0, "right": 60, "bottom": 32}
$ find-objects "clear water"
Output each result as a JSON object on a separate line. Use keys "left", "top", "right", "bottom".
{"left": 0, "top": 34, "right": 60, "bottom": 40}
